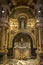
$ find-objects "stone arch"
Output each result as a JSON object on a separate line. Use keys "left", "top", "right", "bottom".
{"left": 12, "top": 31, "right": 35, "bottom": 48}
{"left": 12, "top": 32, "right": 36, "bottom": 58}
{"left": 12, "top": 32, "right": 33, "bottom": 48}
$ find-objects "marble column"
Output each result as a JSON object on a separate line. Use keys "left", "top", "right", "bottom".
{"left": 39, "top": 29, "right": 41, "bottom": 52}
{"left": 0, "top": 4, "right": 10, "bottom": 63}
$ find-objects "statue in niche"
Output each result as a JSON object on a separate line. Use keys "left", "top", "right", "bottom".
{"left": 19, "top": 16, "right": 26, "bottom": 29}
{"left": 21, "top": 20, "right": 25, "bottom": 29}
{"left": 20, "top": 38, "right": 26, "bottom": 47}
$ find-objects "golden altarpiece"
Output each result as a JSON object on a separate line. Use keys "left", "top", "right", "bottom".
{"left": 0, "top": 0, "right": 43, "bottom": 65}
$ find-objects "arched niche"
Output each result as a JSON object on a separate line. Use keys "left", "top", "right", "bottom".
{"left": 12, "top": 32, "right": 36, "bottom": 59}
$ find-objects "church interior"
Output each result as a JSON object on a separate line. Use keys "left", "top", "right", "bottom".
{"left": 0, "top": 0, "right": 43, "bottom": 65}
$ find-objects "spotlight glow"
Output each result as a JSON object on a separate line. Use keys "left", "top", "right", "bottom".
{"left": 2, "top": 10, "right": 5, "bottom": 13}
{"left": 38, "top": 10, "right": 41, "bottom": 13}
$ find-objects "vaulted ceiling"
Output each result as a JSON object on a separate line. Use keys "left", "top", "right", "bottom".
{"left": 0, "top": 0, "right": 37, "bottom": 11}
{"left": 0, "top": 0, "right": 43, "bottom": 18}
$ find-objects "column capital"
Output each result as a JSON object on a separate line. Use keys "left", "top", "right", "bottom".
{"left": 35, "top": 22, "right": 43, "bottom": 30}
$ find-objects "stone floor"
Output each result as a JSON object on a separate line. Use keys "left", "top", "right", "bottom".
{"left": 0, "top": 59, "right": 39, "bottom": 65}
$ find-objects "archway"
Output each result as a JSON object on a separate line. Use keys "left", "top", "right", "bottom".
{"left": 12, "top": 32, "right": 36, "bottom": 59}
{"left": 12, "top": 32, "right": 33, "bottom": 47}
